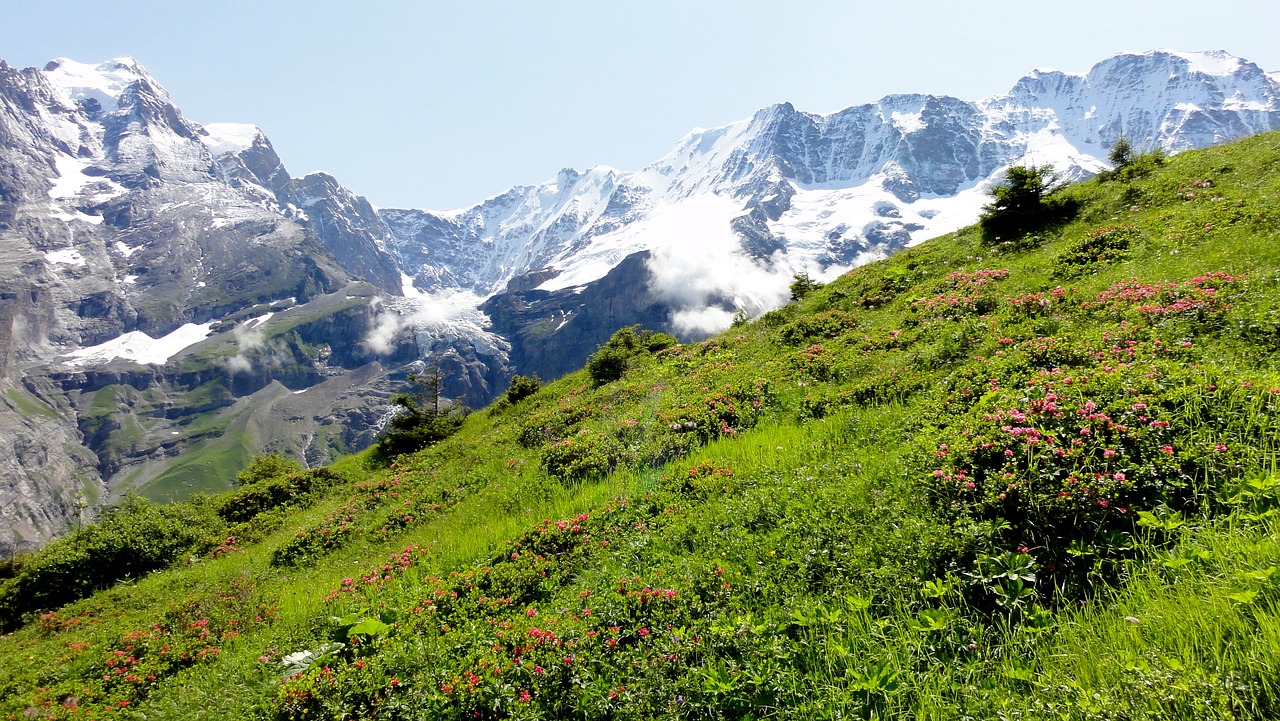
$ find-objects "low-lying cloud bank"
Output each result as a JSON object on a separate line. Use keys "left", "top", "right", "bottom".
{"left": 362, "top": 290, "right": 510, "bottom": 360}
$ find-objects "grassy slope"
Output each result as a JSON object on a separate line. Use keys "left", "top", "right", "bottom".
{"left": 3, "top": 132, "right": 1280, "bottom": 720}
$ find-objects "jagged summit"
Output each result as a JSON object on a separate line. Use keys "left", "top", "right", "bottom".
{"left": 42, "top": 56, "right": 158, "bottom": 109}
{"left": 381, "top": 49, "right": 1278, "bottom": 311}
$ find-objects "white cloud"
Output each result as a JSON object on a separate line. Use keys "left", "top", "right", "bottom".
{"left": 224, "top": 354, "right": 253, "bottom": 374}
{"left": 669, "top": 306, "right": 739, "bottom": 336}
{"left": 223, "top": 319, "right": 267, "bottom": 373}
{"left": 363, "top": 291, "right": 510, "bottom": 360}
{"left": 646, "top": 240, "right": 794, "bottom": 337}
{"left": 364, "top": 306, "right": 404, "bottom": 355}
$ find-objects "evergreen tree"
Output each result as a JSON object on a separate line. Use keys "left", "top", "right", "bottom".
{"left": 1108, "top": 136, "right": 1135, "bottom": 169}
{"left": 979, "top": 163, "right": 1071, "bottom": 243}
{"left": 789, "top": 271, "right": 821, "bottom": 302}
{"left": 370, "top": 362, "right": 465, "bottom": 465}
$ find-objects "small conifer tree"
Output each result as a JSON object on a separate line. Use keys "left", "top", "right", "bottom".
{"left": 789, "top": 271, "right": 821, "bottom": 302}
{"left": 1108, "top": 136, "right": 1134, "bottom": 169}
{"left": 371, "top": 362, "right": 466, "bottom": 464}
{"left": 979, "top": 163, "right": 1073, "bottom": 244}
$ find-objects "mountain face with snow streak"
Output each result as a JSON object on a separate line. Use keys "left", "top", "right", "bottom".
{"left": 0, "top": 57, "right": 448, "bottom": 554}
{"left": 1, "top": 49, "right": 1278, "bottom": 552}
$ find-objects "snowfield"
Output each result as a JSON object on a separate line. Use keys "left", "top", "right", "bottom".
{"left": 64, "top": 323, "right": 216, "bottom": 367}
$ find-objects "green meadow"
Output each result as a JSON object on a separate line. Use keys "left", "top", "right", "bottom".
{"left": 3, "top": 131, "right": 1280, "bottom": 719}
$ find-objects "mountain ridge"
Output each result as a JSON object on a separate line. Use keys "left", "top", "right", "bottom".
{"left": 380, "top": 49, "right": 1280, "bottom": 300}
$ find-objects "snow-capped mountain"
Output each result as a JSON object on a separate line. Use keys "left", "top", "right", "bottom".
{"left": 385, "top": 50, "right": 1280, "bottom": 323}
{"left": 0, "top": 57, "right": 438, "bottom": 553}
{"left": 1, "top": 49, "right": 1277, "bottom": 553}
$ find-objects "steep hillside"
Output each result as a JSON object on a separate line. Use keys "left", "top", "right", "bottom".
{"left": 3, "top": 125, "right": 1280, "bottom": 721}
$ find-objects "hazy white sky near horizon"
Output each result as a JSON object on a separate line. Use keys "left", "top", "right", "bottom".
{"left": 2, "top": 1, "right": 1276, "bottom": 209}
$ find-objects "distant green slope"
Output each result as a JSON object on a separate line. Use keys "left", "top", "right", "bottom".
{"left": 3, "top": 132, "right": 1280, "bottom": 720}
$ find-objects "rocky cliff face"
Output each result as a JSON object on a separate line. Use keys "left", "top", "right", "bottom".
{"left": 481, "top": 251, "right": 676, "bottom": 381}
{"left": 0, "top": 58, "right": 423, "bottom": 553}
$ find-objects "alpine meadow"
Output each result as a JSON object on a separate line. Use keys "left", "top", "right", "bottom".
{"left": 4, "top": 128, "right": 1280, "bottom": 719}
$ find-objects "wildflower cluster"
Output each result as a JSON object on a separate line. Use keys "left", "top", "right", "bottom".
{"left": 1084, "top": 273, "right": 1240, "bottom": 321}
{"left": 929, "top": 317, "right": 1272, "bottom": 597}
{"left": 14, "top": 577, "right": 278, "bottom": 719}
{"left": 271, "top": 474, "right": 465, "bottom": 566}
{"left": 323, "top": 546, "right": 423, "bottom": 603}
{"left": 909, "top": 269, "right": 1011, "bottom": 320}
{"left": 270, "top": 492, "right": 756, "bottom": 720}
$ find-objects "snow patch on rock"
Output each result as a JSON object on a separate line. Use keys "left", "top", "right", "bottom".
{"left": 201, "top": 123, "right": 264, "bottom": 156}
{"left": 44, "top": 248, "right": 87, "bottom": 266}
{"left": 64, "top": 322, "right": 216, "bottom": 367}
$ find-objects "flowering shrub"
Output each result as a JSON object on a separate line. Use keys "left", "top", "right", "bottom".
{"left": 928, "top": 323, "right": 1273, "bottom": 598}
{"left": 791, "top": 343, "right": 835, "bottom": 380}
{"left": 14, "top": 576, "right": 278, "bottom": 718}
{"left": 540, "top": 431, "right": 629, "bottom": 482}
{"left": 271, "top": 504, "right": 361, "bottom": 567}
{"left": 798, "top": 369, "right": 927, "bottom": 419}
{"left": 1053, "top": 224, "right": 1140, "bottom": 278}
{"left": 324, "top": 546, "right": 422, "bottom": 603}
{"left": 778, "top": 309, "right": 860, "bottom": 344}
{"left": 273, "top": 501, "right": 738, "bottom": 720}
{"left": 653, "top": 378, "right": 773, "bottom": 448}
{"left": 909, "top": 269, "right": 1011, "bottom": 321}
{"left": 516, "top": 396, "right": 597, "bottom": 448}
{"left": 1084, "top": 273, "right": 1241, "bottom": 322}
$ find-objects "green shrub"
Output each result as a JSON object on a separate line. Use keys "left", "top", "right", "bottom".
{"left": 235, "top": 453, "right": 303, "bottom": 486}
{"left": 778, "top": 309, "right": 860, "bottom": 344}
{"left": 0, "top": 497, "right": 225, "bottom": 629}
{"left": 215, "top": 468, "right": 347, "bottom": 523}
{"left": 504, "top": 374, "right": 542, "bottom": 404}
{"left": 271, "top": 502, "right": 361, "bottom": 567}
{"left": 1053, "top": 224, "right": 1140, "bottom": 278}
{"left": 586, "top": 326, "right": 676, "bottom": 387}
{"left": 540, "top": 431, "right": 628, "bottom": 482}
{"left": 840, "top": 265, "right": 917, "bottom": 309}
{"left": 371, "top": 414, "right": 464, "bottom": 465}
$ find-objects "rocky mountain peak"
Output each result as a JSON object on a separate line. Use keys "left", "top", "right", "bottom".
{"left": 42, "top": 56, "right": 159, "bottom": 112}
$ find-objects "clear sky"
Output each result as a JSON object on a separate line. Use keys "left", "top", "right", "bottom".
{"left": 2, "top": 1, "right": 1276, "bottom": 209}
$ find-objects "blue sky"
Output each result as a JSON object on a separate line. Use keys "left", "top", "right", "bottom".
{"left": 2, "top": 1, "right": 1276, "bottom": 209}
